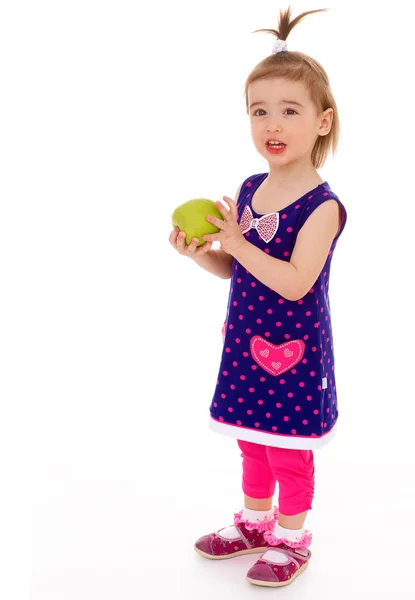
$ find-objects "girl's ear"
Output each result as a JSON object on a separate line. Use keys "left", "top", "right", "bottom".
{"left": 318, "top": 108, "right": 333, "bottom": 136}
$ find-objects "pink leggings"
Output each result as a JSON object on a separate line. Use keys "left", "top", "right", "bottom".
{"left": 237, "top": 440, "right": 315, "bottom": 516}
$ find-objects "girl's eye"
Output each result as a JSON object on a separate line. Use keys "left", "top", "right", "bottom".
{"left": 253, "top": 108, "right": 298, "bottom": 116}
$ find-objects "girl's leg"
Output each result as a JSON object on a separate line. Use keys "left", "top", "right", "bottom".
{"left": 237, "top": 439, "right": 277, "bottom": 509}
{"left": 264, "top": 447, "right": 315, "bottom": 546}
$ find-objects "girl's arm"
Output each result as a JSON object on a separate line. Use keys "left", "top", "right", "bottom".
{"left": 233, "top": 200, "right": 341, "bottom": 301}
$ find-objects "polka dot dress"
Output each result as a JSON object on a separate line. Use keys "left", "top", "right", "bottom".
{"left": 209, "top": 173, "right": 347, "bottom": 450}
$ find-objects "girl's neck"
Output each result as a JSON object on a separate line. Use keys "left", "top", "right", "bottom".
{"left": 266, "top": 163, "right": 323, "bottom": 191}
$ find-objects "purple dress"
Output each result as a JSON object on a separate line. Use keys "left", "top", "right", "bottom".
{"left": 209, "top": 173, "right": 347, "bottom": 450}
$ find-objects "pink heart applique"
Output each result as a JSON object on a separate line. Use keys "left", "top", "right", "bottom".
{"left": 250, "top": 335, "right": 305, "bottom": 376}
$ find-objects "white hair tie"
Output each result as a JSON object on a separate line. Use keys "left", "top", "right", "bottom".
{"left": 272, "top": 39, "right": 288, "bottom": 53}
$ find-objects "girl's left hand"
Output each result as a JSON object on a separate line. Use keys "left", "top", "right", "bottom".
{"left": 204, "top": 196, "right": 247, "bottom": 256}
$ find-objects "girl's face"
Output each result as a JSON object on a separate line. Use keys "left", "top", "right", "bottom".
{"left": 247, "top": 77, "right": 332, "bottom": 166}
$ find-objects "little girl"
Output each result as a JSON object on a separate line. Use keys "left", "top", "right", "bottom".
{"left": 169, "top": 6, "right": 347, "bottom": 588}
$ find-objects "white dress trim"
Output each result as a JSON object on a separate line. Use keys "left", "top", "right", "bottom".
{"left": 209, "top": 417, "right": 337, "bottom": 450}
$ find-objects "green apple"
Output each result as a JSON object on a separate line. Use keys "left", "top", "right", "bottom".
{"left": 171, "top": 198, "right": 223, "bottom": 247}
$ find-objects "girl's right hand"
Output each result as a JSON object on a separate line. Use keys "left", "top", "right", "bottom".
{"left": 169, "top": 226, "right": 213, "bottom": 258}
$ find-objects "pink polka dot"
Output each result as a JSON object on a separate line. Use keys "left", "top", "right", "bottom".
{"left": 310, "top": 371, "right": 315, "bottom": 376}
{"left": 260, "top": 377, "right": 266, "bottom": 382}
{"left": 314, "top": 322, "right": 320, "bottom": 328}
{"left": 272, "top": 426, "right": 278, "bottom": 431}
{"left": 229, "top": 324, "right": 234, "bottom": 329}
{"left": 265, "top": 331, "right": 271, "bottom": 337}
{"left": 267, "top": 308, "right": 273, "bottom": 314}
{"left": 247, "top": 181, "right": 252, "bottom": 187}
{"left": 291, "top": 368, "right": 297, "bottom": 374}
{"left": 275, "top": 238, "right": 281, "bottom": 243}
{"left": 299, "top": 382, "right": 305, "bottom": 387}
{"left": 276, "top": 403, "right": 282, "bottom": 408}
{"left": 298, "top": 299, "right": 303, "bottom": 304}
{"left": 213, "top": 402, "right": 217, "bottom": 407}
{"left": 235, "top": 338, "right": 240, "bottom": 343}
{"left": 303, "top": 419, "right": 308, "bottom": 425}
{"left": 278, "top": 299, "right": 284, "bottom": 304}
{"left": 251, "top": 365, "right": 257, "bottom": 370}
{"left": 264, "top": 248, "right": 270, "bottom": 254}
{"left": 259, "top": 296, "right": 264, "bottom": 301}
{"left": 233, "top": 301, "right": 238, "bottom": 306}
{"left": 266, "top": 412, "right": 271, "bottom": 418}
{"left": 313, "top": 409, "right": 319, "bottom": 415}
{"left": 312, "top": 346, "right": 317, "bottom": 352}
{"left": 256, "top": 318, "right": 262, "bottom": 324}
{"left": 238, "top": 397, "right": 244, "bottom": 403}
{"left": 283, "top": 251, "right": 290, "bottom": 257}
{"left": 291, "top": 429, "right": 297, "bottom": 435}
{"left": 296, "top": 323, "right": 301, "bottom": 328}
{"left": 247, "top": 409, "right": 253, "bottom": 415}
{"left": 251, "top": 282, "right": 256, "bottom": 287}
{"left": 287, "top": 227, "right": 293, "bottom": 232}
{"left": 237, "top": 278, "right": 242, "bottom": 283}
{"left": 239, "top": 315, "right": 243, "bottom": 320}
{"left": 242, "top": 292, "right": 246, "bottom": 297}
{"left": 295, "top": 406, "right": 301, "bottom": 411}
{"left": 306, "top": 311, "right": 311, "bottom": 316}
{"left": 236, "top": 420, "right": 242, "bottom": 426}
{"left": 230, "top": 384, "right": 235, "bottom": 390}
{"left": 243, "top": 352, "right": 249, "bottom": 357}
{"left": 268, "top": 389, "right": 274, "bottom": 395}
{"left": 245, "top": 328, "right": 251, "bottom": 334}
{"left": 288, "top": 392, "right": 293, "bottom": 398}
{"left": 279, "top": 379, "right": 285, "bottom": 385}
{"left": 284, "top": 416, "right": 289, "bottom": 421}
{"left": 249, "top": 387, "right": 255, "bottom": 393}
{"left": 255, "top": 422, "right": 260, "bottom": 428}
{"left": 240, "top": 375, "right": 246, "bottom": 380}
{"left": 233, "top": 361, "right": 238, "bottom": 367}
{"left": 221, "top": 393, "right": 226, "bottom": 399}
{"left": 304, "top": 335, "right": 309, "bottom": 340}
{"left": 248, "top": 305, "right": 254, "bottom": 310}
{"left": 287, "top": 311, "right": 293, "bottom": 316}
{"left": 281, "top": 213, "right": 287, "bottom": 219}
{"left": 258, "top": 399, "right": 263, "bottom": 405}
{"left": 228, "top": 407, "right": 233, "bottom": 412}
{"left": 226, "top": 347, "right": 231, "bottom": 353}
{"left": 284, "top": 333, "right": 290, "bottom": 339}
{"left": 276, "top": 321, "right": 282, "bottom": 327}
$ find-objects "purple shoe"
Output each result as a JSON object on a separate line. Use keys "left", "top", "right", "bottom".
{"left": 246, "top": 542, "right": 312, "bottom": 587}
{"left": 194, "top": 507, "right": 278, "bottom": 560}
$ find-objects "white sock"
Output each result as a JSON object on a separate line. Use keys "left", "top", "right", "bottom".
{"left": 219, "top": 507, "right": 275, "bottom": 540}
{"left": 262, "top": 524, "right": 305, "bottom": 563}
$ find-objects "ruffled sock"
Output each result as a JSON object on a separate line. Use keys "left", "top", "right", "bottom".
{"left": 219, "top": 506, "right": 278, "bottom": 540}
{"left": 263, "top": 522, "right": 313, "bottom": 561}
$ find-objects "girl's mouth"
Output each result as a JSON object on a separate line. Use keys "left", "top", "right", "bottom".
{"left": 266, "top": 141, "right": 287, "bottom": 154}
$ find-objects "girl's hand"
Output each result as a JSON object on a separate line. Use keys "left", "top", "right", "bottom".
{"left": 169, "top": 226, "right": 213, "bottom": 258}
{"left": 203, "top": 196, "right": 247, "bottom": 256}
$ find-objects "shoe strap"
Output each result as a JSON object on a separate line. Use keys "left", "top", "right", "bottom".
{"left": 271, "top": 544, "right": 311, "bottom": 561}
{"left": 234, "top": 523, "right": 253, "bottom": 549}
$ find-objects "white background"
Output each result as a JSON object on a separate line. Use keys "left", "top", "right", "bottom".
{"left": 1, "top": 0, "right": 414, "bottom": 598}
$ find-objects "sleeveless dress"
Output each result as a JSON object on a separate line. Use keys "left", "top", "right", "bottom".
{"left": 209, "top": 173, "right": 347, "bottom": 450}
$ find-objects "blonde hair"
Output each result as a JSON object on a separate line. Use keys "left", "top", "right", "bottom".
{"left": 244, "top": 6, "right": 339, "bottom": 169}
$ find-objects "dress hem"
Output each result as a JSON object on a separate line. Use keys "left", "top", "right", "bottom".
{"left": 209, "top": 416, "right": 337, "bottom": 450}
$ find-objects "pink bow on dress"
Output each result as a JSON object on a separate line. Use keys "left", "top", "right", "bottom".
{"left": 238, "top": 205, "right": 279, "bottom": 243}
